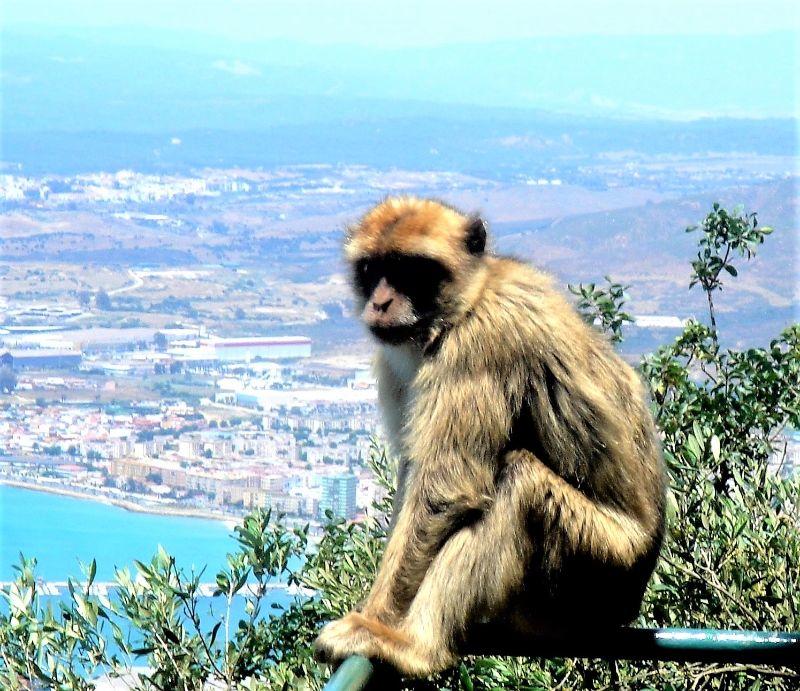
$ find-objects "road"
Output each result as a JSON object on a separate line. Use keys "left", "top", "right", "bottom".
{"left": 108, "top": 269, "right": 144, "bottom": 296}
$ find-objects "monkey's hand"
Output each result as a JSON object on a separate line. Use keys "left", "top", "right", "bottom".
{"left": 313, "top": 612, "right": 406, "bottom": 664}
{"left": 313, "top": 612, "right": 456, "bottom": 677}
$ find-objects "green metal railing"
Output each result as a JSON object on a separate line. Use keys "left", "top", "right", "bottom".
{"left": 322, "top": 627, "right": 800, "bottom": 690}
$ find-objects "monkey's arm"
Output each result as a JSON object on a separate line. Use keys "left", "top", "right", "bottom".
{"left": 504, "top": 449, "right": 658, "bottom": 569}
{"left": 387, "top": 457, "right": 411, "bottom": 531}
{"left": 361, "top": 468, "right": 493, "bottom": 620}
{"left": 361, "top": 371, "right": 510, "bottom": 620}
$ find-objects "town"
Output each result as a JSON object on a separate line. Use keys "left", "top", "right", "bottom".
{"left": 2, "top": 316, "right": 798, "bottom": 529}
{"left": 0, "top": 326, "right": 386, "bottom": 526}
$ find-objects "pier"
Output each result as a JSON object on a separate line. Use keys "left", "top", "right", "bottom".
{"left": 0, "top": 581, "right": 310, "bottom": 598}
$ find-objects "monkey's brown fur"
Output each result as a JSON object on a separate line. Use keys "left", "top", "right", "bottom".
{"left": 314, "top": 196, "right": 666, "bottom": 677}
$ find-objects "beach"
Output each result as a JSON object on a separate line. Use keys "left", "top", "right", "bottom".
{"left": 0, "top": 477, "right": 240, "bottom": 527}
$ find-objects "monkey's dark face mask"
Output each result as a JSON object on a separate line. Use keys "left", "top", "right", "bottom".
{"left": 353, "top": 253, "right": 453, "bottom": 344}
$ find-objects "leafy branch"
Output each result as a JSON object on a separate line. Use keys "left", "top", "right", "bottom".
{"left": 568, "top": 275, "right": 634, "bottom": 343}
{"left": 686, "top": 203, "right": 772, "bottom": 338}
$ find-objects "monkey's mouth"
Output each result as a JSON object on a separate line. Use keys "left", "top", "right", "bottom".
{"left": 367, "top": 312, "right": 438, "bottom": 344}
{"left": 368, "top": 323, "right": 418, "bottom": 344}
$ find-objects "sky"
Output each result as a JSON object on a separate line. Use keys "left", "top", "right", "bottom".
{"left": 4, "top": 0, "right": 800, "bottom": 46}
{"left": 2, "top": 0, "right": 798, "bottom": 134}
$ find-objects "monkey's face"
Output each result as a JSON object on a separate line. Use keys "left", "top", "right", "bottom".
{"left": 346, "top": 197, "right": 488, "bottom": 345}
{"left": 354, "top": 253, "right": 453, "bottom": 344}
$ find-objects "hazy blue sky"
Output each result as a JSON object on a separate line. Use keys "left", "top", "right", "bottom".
{"left": 5, "top": 0, "right": 800, "bottom": 46}
{"left": 3, "top": 0, "right": 797, "bottom": 131}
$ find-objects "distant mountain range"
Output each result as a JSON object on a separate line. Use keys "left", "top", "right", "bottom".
{"left": 4, "top": 29, "right": 797, "bottom": 130}
{"left": 2, "top": 29, "right": 797, "bottom": 174}
{"left": 493, "top": 179, "right": 798, "bottom": 346}
{"left": 2, "top": 115, "right": 796, "bottom": 177}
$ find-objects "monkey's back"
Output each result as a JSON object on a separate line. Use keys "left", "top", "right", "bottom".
{"left": 450, "top": 256, "right": 667, "bottom": 623}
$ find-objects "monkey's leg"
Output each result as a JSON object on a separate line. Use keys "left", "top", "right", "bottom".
{"left": 314, "top": 467, "right": 529, "bottom": 676}
{"left": 371, "top": 467, "right": 533, "bottom": 675}
{"left": 503, "top": 449, "right": 657, "bottom": 570}
{"left": 358, "top": 475, "right": 493, "bottom": 624}
{"left": 316, "top": 451, "right": 658, "bottom": 677}
{"left": 314, "top": 458, "right": 493, "bottom": 676}
{"left": 357, "top": 370, "right": 509, "bottom": 622}
{"left": 313, "top": 488, "right": 447, "bottom": 667}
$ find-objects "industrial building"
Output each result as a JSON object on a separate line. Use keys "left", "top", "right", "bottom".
{"left": 170, "top": 336, "right": 311, "bottom": 365}
{"left": 209, "top": 336, "right": 311, "bottom": 361}
{"left": 0, "top": 349, "right": 83, "bottom": 370}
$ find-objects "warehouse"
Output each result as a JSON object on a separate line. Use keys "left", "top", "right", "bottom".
{"left": 208, "top": 336, "right": 311, "bottom": 362}
{"left": 0, "top": 349, "right": 83, "bottom": 370}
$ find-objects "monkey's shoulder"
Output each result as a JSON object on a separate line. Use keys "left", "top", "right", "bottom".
{"left": 481, "top": 256, "right": 579, "bottom": 321}
{"left": 438, "top": 255, "right": 630, "bottom": 387}
{"left": 460, "top": 257, "right": 589, "bottom": 346}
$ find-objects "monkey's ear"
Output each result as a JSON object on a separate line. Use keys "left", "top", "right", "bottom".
{"left": 465, "top": 217, "right": 487, "bottom": 255}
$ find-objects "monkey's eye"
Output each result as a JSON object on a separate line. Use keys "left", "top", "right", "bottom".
{"left": 354, "top": 259, "right": 378, "bottom": 298}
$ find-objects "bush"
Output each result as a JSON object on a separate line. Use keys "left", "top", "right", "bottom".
{"left": 1, "top": 205, "right": 797, "bottom": 689}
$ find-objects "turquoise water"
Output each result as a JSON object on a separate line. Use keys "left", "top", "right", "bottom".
{"left": 0, "top": 485, "right": 239, "bottom": 582}
{"left": 0, "top": 485, "right": 301, "bottom": 667}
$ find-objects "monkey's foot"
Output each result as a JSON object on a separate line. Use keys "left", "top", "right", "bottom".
{"left": 313, "top": 612, "right": 456, "bottom": 677}
{"left": 313, "top": 612, "right": 408, "bottom": 664}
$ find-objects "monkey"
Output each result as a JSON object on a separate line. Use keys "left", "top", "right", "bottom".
{"left": 313, "top": 196, "right": 667, "bottom": 677}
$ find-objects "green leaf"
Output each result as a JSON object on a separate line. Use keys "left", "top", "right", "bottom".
{"left": 459, "top": 661, "right": 475, "bottom": 690}
{"left": 209, "top": 621, "right": 222, "bottom": 648}
{"left": 709, "top": 434, "right": 721, "bottom": 462}
{"left": 685, "top": 434, "right": 702, "bottom": 462}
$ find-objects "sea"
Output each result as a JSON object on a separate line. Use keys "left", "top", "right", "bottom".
{"left": 0, "top": 485, "right": 296, "bottom": 609}
{"left": 0, "top": 484, "right": 241, "bottom": 582}
{"left": 0, "top": 484, "right": 301, "bottom": 671}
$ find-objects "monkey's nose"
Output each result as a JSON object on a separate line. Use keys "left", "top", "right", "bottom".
{"left": 373, "top": 298, "right": 393, "bottom": 313}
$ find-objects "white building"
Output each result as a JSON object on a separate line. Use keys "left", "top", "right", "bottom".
{"left": 170, "top": 336, "right": 311, "bottom": 364}
{"left": 209, "top": 336, "right": 311, "bottom": 361}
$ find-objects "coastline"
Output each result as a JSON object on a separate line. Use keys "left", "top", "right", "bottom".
{"left": 0, "top": 479, "right": 241, "bottom": 528}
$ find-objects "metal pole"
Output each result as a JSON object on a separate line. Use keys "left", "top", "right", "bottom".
{"left": 322, "top": 627, "right": 800, "bottom": 690}
{"left": 323, "top": 655, "right": 376, "bottom": 691}
{"left": 467, "top": 627, "right": 800, "bottom": 665}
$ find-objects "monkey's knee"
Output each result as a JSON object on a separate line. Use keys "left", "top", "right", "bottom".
{"left": 502, "top": 448, "right": 541, "bottom": 469}
{"left": 427, "top": 493, "right": 492, "bottom": 529}
{"left": 313, "top": 617, "right": 359, "bottom": 664}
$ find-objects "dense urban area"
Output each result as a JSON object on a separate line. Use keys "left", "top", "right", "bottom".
{"left": 0, "top": 335, "right": 379, "bottom": 524}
